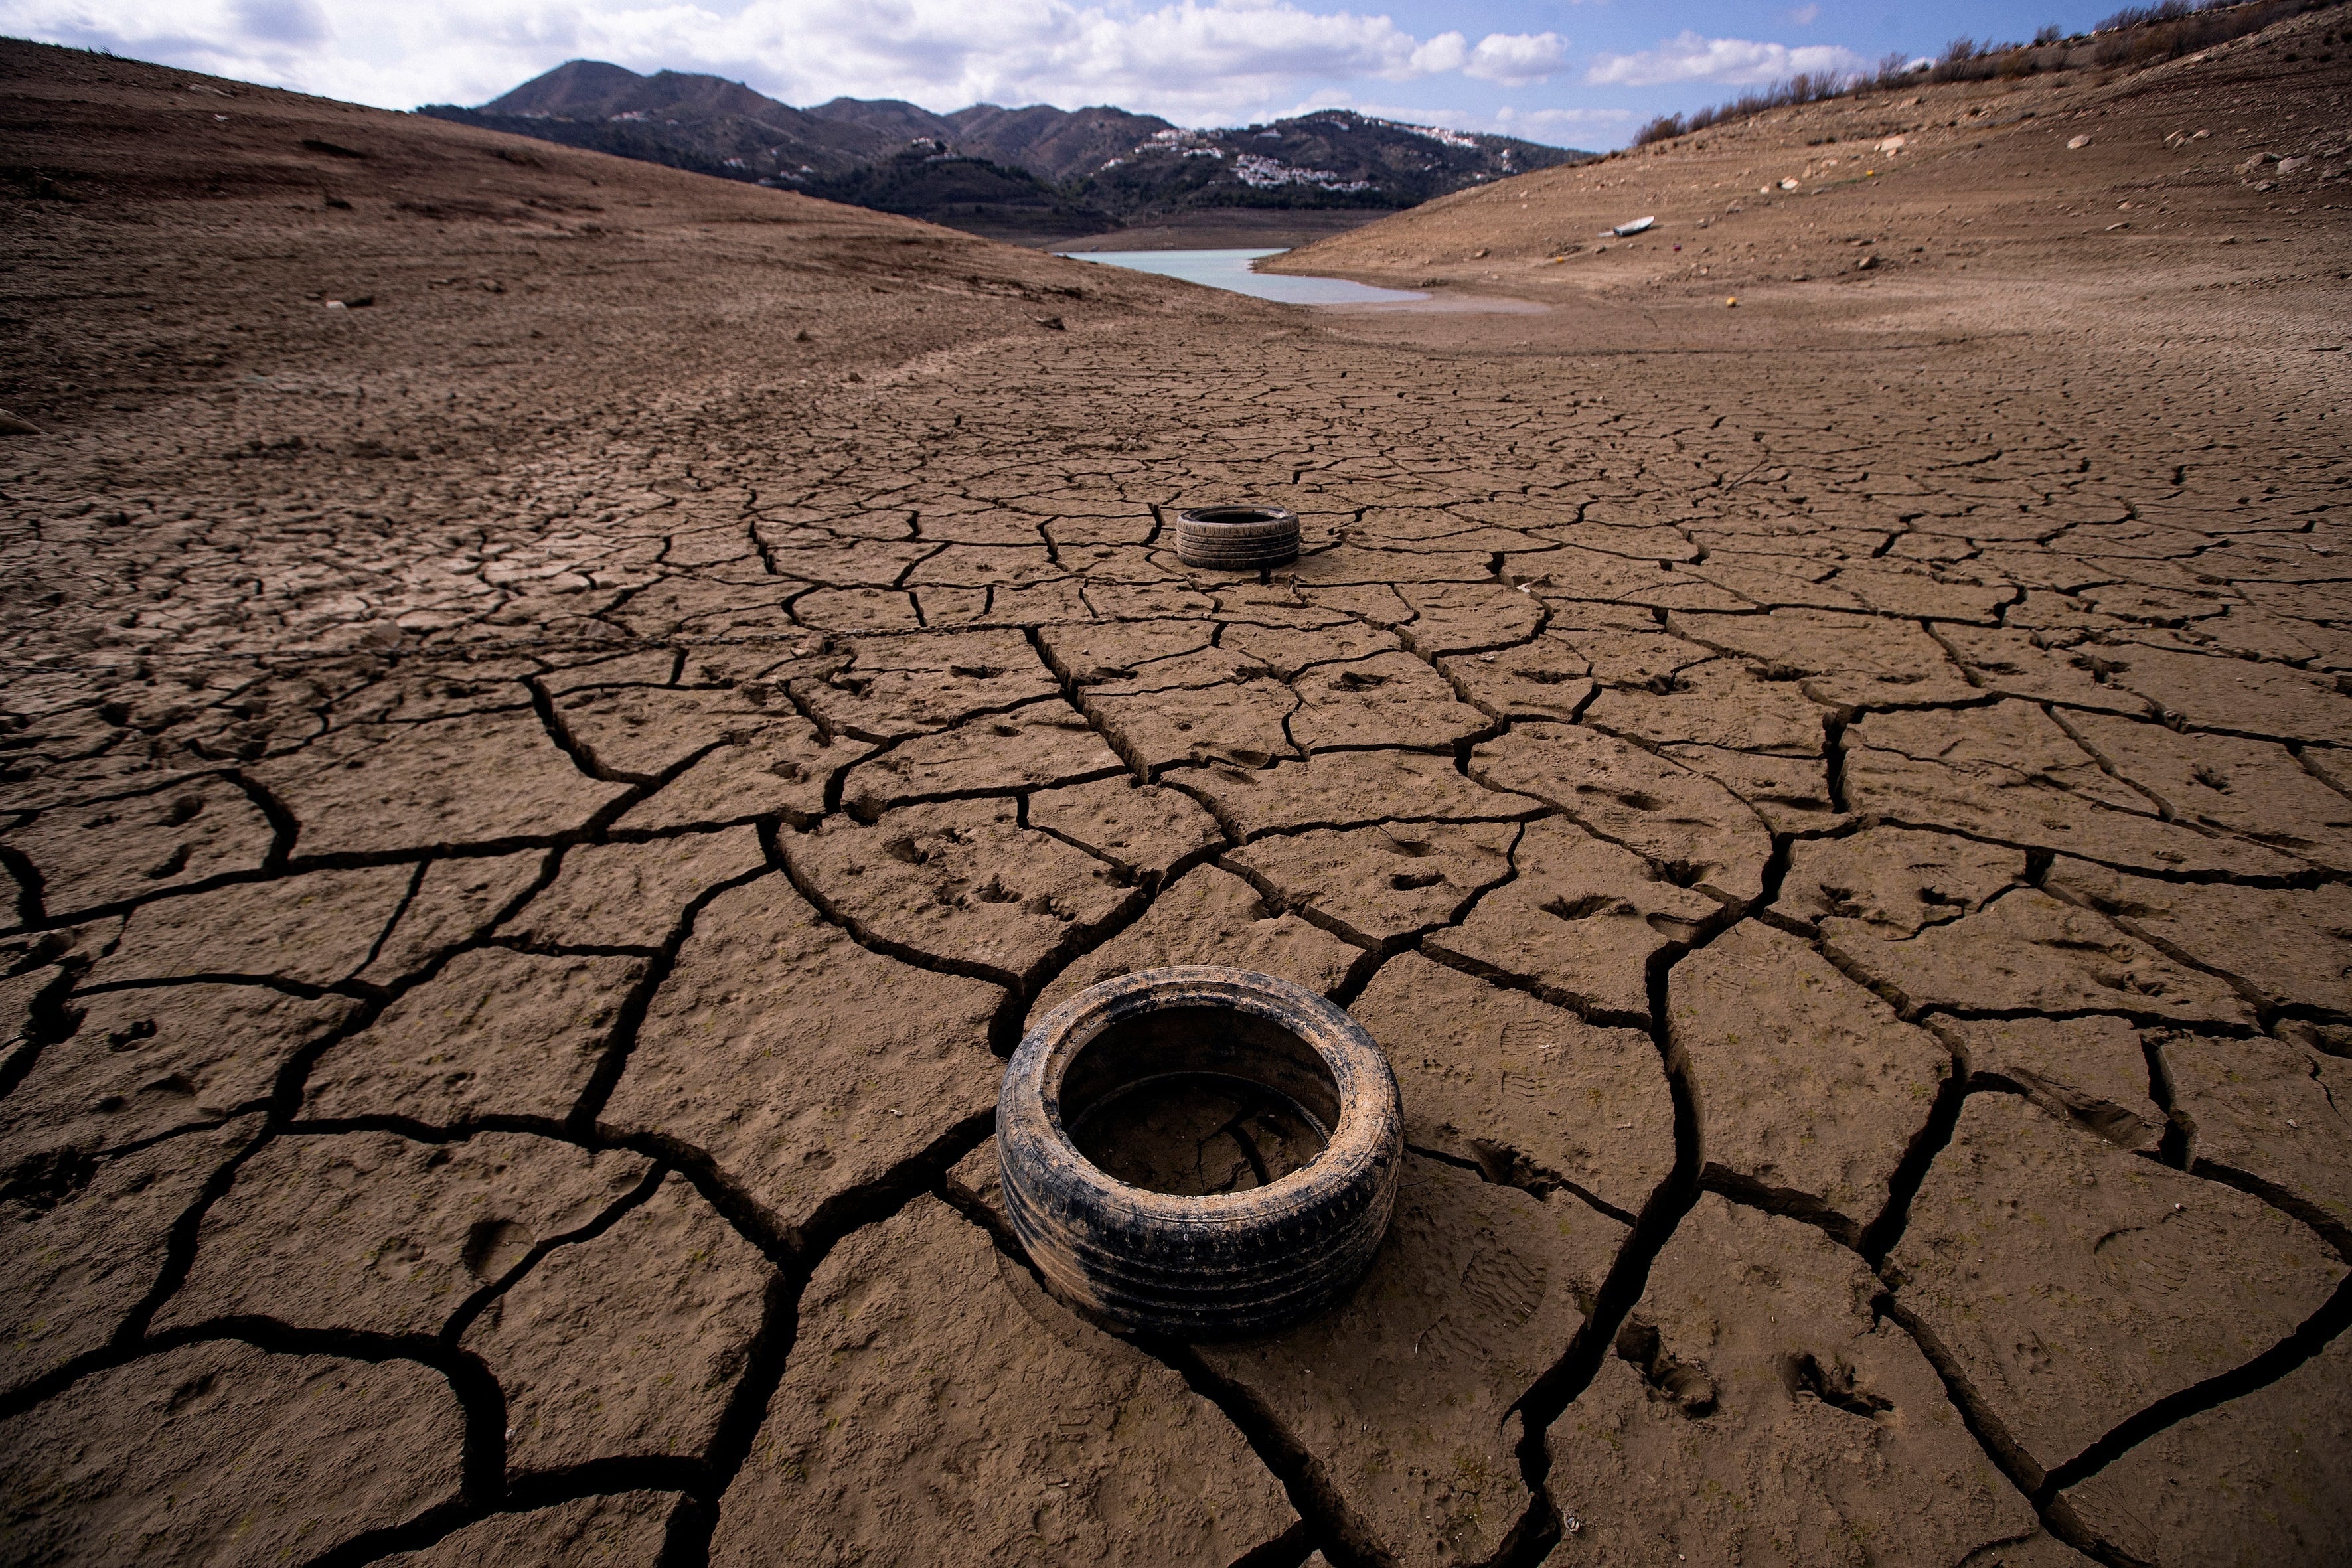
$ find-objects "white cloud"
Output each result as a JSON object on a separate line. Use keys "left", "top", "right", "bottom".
{"left": 1385, "top": 29, "right": 1564, "bottom": 86}
{"left": 0, "top": 0, "right": 1572, "bottom": 123}
{"left": 1585, "top": 29, "right": 1867, "bottom": 87}
{"left": 1312, "top": 95, "right": 1627, "bottom": 145}
{"left": 1494, "top": 103, "right": 1630, "bottom": 129}
{"left": 1463, "top": 31, "right": 1566, "bottom": 86}
{"left": 1406, "top": 29, "right": 1468, "bottom": 73}
{"left": 1782, "top": 3, "right": 1819, "bottom": 25}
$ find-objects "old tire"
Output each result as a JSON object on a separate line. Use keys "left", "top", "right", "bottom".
{"left": 998, "top": 966, "right": 1402, "bottom": 1339}
{"left": 1174, "top": 505, "right": 1300, "bottom": 570}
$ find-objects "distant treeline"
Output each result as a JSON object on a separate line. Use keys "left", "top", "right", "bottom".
{"left": 1633, "top": 0, "right": 2341, "bottom": 145}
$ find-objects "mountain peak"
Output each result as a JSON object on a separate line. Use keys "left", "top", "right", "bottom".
{"left": 431, "top": 63, "right": 1594, "bottom": 244}
{"left": 809, "top": 97, "right": 961, "bottom": 144}
{"left": 481, "top": 59, "right": 801, "bottom": 126}
{"left": 483, "top": 59, "right": 646, "bottom": 116}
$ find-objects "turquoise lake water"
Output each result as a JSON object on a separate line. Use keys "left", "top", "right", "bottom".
{"left": 1058, "top": 248, "right": 1427, "bottom": 305}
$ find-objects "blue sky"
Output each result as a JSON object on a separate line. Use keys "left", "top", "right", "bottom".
{"left": 3, "top": 0, "right": 2130, "bottom": 147}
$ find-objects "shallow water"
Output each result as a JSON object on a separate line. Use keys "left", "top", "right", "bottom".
{"left": 1058, "top": 247, "right": 1428, "bottom": 305}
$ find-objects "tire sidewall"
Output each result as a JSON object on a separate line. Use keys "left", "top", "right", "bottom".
{"left": 998, "top": 967, "right": 1402, "bottom": 1336}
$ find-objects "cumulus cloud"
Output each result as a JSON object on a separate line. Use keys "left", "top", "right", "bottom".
{"left": 1463, "top": 31, "right": 1567, "bottom": 86}
{"left": 1585, "top": 29, "right": 1867, "bottom": 87}
{"left": 1317, "top": 96, "right": 1628, "bottom": 141}
{"left": 0, "top": 0, "right": 1571, "bottom": 122}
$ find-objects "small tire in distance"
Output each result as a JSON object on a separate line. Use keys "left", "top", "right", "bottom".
{"left": 997, "top": 966, "right": 1402, "bottom": 1339}
{"left": 1174, "top": 505, "right": 1299, "bottom": 570}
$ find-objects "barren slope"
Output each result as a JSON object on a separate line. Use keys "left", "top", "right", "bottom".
{"left": 1273, "top": 5, "right": 2349, "bottom": 365}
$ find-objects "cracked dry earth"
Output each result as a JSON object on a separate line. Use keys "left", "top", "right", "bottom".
{"left": 5, "top": 32, "right": 2352, "bottom": 1568}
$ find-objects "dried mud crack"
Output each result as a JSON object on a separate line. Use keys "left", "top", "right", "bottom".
{"left": 4, "top": 23, "right": 2352, "bottom": 1568}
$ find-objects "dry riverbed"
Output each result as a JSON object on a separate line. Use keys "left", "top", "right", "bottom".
{"left": 2, "top": 23, "right": 2350, "bottom": 1568}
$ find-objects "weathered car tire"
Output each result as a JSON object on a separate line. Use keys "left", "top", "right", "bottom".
{"left": 1173, "top": 505, "right": 1300, "bottom": 570}
{"left": 998, "top": 966, "right": 1403, "bottom": 1338}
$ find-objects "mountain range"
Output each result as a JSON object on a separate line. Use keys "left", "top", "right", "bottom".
{"left": 418, "top": 61, "right": 1590, "bottom": 242}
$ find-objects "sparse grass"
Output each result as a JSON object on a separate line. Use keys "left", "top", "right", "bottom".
{"left": 2092, "top": 0, "right": 2335, "bottom": 60}
{"left": 1633, "top": 71, "right": 1859, "bottom": 147}
{"left": 1632, "top": 0, "right": 2343, "bottom": 147}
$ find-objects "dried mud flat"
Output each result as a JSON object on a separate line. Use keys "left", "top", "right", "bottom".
{"left": 2, "top": 21, "right": 2350, "bottom": 1568}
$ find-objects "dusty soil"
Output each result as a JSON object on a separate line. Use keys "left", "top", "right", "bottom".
{"left": 1, "top": 16, "right": 2349, "bottom": 1568}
